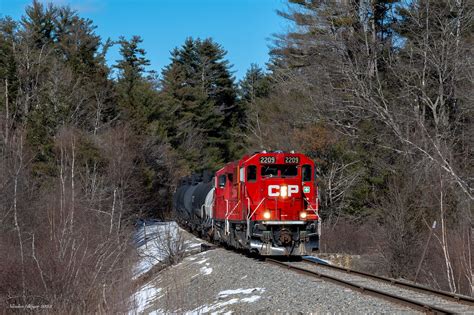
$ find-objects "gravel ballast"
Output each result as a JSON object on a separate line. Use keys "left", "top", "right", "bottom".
{"left": 137, "top": 247, "right": 420, "bottom": 314}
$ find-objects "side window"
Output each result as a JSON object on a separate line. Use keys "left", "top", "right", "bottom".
{"left": 302, "top": 165, "right": 312, "bottom": 182}
{"left": 247, "top": 165, "right": 257, "bottom": 181}
{"left": 218, "top": 175, "right": 226, "bottom": 188}
{"left": 240, "top": 167, "right": 245, "bottom": 182}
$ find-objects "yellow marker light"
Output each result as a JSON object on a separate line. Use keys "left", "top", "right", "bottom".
{"left": 300, "top": 211, "right": 307, "bottom": 219}
{"left": 263, "top": 211, "right": 271, "bottom": 219}
{"left": 280, "top": 185, "right": 288, "bottom": 198}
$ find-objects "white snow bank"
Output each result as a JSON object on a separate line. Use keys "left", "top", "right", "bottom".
{"left": 134, "top": 221, "right": 182, "bottom": 278}
{"left": 200, "top": 266, "right": 213, "bottom": 275}
{"left": 190, "top": 298, "right": 240, "bottom": 314}
{"left": 195, "top": 258, "right": 208, "bottom": 265}
{"left": 189, "top": 288, "right": 266, "bottom": 313}
{"left": 218, "top": 288, "right": 265, "bottom": 298}
{"left": 184, "top": 240, "right": 202, "bottom": 249}
{"left": 133, "top": 283, "right": 162, "bottom": 314}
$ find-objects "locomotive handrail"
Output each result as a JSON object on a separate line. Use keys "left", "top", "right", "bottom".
{"left": 303, "top": 195, "right": 318, "bottom": 215}
{"left": 247, "top": 197, "right": 266, "bottom": 220}
{"left": 225, "top": 199, "right": 241, "bottom": 219}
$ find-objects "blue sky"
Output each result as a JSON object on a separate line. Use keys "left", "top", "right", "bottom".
{"left": 0, "top": 0, "right": 289, "bottom": 80}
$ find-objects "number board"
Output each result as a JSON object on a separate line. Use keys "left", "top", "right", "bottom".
{"left": 259, "top": 156, "right": 276, "bottom": 164}
{"left": 284, "top": 156, "right": 300, "bottom": 164}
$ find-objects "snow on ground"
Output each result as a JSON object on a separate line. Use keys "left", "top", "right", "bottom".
{"left": 195, "top": 258, "right": 208, "bottom": 265}
{"left": 303, "top": 255, "right": 331, "bottom": 265}
{"left": 134, "top": 221, "right": 178, "bottom": 278}
{"left": 133, "top": 221, "right": 203, "bottom": 279}
{"left": 131, "top": 222, "right": 268, "bottom": 314}
{"left": 191, "top": 287, "right": 266, "bottom": 313}
{"left": 200, "top": 266, "right": 213, "bottom": 275}
{"left": 133, "top": 283, "right": 162, "bottom": 314}
{"left": 131, "top": 220, "right": 205, "bottom": 314}
{"left": 218, "top": 288, "right": 265, "bottom": 298}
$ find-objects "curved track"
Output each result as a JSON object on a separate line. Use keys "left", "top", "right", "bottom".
{"left": 266, "top": 257, "right": 474, "bottom": 314}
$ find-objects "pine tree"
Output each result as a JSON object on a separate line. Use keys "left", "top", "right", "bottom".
{"left": 234, "top": 64, "right": 271, "bottom": 150}
{"left": 239, "top": 64, "right": 270, "bottom": 103}
{"left": 53, "top": 6, "right": 102, "bottom": 76}
{"left": 160, "top": 37, "right": 238, "bottom": 171}
{"left": 114, "top": 35, "right": 158, "bottom": 131}
{"left": 20, "top": 0, "right": 56, "bottom": 49}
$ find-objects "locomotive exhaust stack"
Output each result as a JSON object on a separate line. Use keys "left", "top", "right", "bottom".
{"left": 174, "top": 151, "right": 320, "bottom": 256}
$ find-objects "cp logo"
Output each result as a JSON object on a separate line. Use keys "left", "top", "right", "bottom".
{"left": 268, "top": 185, "right": 299, "bottom": 197}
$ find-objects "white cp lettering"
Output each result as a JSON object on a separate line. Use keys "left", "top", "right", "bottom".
{"left": 268, "top": 185, "right": 299, "bottom": 197}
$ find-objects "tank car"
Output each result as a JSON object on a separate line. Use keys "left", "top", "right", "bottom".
{"left": 174, "top": 151, "right": 320, "bottom": 256}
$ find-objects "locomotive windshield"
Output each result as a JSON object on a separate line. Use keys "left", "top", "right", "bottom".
{"left": 261, "top": 165, "right": 298, "bottom": 178}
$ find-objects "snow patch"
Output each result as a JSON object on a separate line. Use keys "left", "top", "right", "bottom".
{"left": 218, "top": 288, "right": 265, "bottom": 298}
{"left": 200, "top": 266, "right": 213, "bottom": 275}
{"left": 133, "top": 221, "right": 182, "bottom": 278}
{"left": 186, "top": 242, "right": 202, "bottom": 249}
{"left": 191, "top": 298, "right": 239, "bottom": 314}
{"left": 195, "top": 258, "right": 208, "bottom": 265}
{"left": 131, "top": 220, "right": 209, "bottom": 313}
{"left": 191, "top": 288, "right": 265, "bottom": 313}
{"left": 133, "top": 283, "right": 162, "bottom": 314}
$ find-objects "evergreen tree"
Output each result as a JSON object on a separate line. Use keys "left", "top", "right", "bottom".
{"left": 20, "top": 0, "right": 56, "bottom": 49}
{"left": 239, "top": 64, "right": 270, "bottom": 103}
{"left": 114, "top": 35, "right": 158, "bottom": 131}
{"left": 160, "top": 37, "right": 238, "bottom": 171}
{"left": 0, "top": 17, "right": 18, "bottom": 115}
{"left": 53, "top": 6, "right": 102, "bottom": 76}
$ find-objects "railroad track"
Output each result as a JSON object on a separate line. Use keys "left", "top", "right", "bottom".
{"left": 266, "top": 257, "right": 474, "bottom": 314}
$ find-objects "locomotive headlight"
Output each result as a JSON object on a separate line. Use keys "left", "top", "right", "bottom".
{"left": 300, "top": 211, "right": 307, "bottom": 219}
{"left": 263, "top": 211, "right": 271, "bottom": 219}
{"left": 280, "top": 185, "right": 288, "bottom": 198}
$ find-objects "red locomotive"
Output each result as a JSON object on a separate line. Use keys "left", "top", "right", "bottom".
{"left": 174, "top": 150, "right": 320, "bottom": 256}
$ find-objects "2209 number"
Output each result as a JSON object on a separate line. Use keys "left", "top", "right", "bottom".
{"left": 284, "top": 156, "right": 299, "bottom": 164}
{"left": 260, "top": 156, "right": 276, "bottom": 164}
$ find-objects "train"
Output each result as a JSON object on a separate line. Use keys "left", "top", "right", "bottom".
{"left": 173, "top": 150, "right": 321, "bottom": 256}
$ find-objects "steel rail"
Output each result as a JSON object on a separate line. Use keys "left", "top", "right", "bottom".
{"left": 301, "top": 257, "right": 474, "bottom": 307}
{"left": 266, "top": 258, "right": 455, "bottom": 314}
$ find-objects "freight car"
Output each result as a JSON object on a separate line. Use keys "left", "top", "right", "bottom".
{"left": 174, "top": 151, "right": 320, "bottom": 256}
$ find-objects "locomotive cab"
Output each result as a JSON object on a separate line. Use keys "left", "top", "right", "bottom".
{"left": 214, "top": 151, "right": 320, "bottom": 256}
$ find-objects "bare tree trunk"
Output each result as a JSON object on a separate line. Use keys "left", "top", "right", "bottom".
{"left": 59, "top": 146, "right": 66, "bottom": 259}
{"left": 94, "top": 92, "right": 103, "bottom": 136}
{"left": 70, "top": 136, "right": 76, "bottom": 234}
{"left": 439, "top": 175, "right": 456, "bottom": 292}
{"left": 4, "top": 79, "right": 9, "bottom": 145}
{"left": 32, "top": 233, "right": 48, "bottom": 292}
{"left": 12, "top": 135, "right": 26, "bottom": 303}
{"left": 470, "top": 226, "right": 473, "bottom": 296}
{"left": 110, "top": 187, "right": 116, "bottom": 234}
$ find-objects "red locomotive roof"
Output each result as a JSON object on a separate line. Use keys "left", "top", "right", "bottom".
{"left": 217, "top": 151, "right": 314, "bottom": 173}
